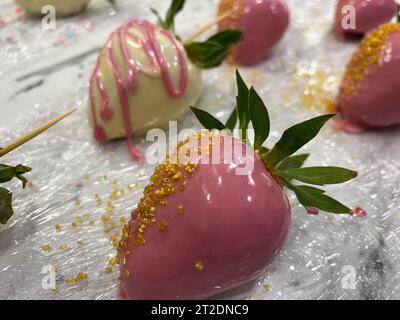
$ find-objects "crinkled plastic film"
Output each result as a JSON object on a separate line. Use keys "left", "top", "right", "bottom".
{"left": 1, "top": 0, "right": 400, "bottom": 300}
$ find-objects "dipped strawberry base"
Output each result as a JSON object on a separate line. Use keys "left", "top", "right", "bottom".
{"left": 336, "top": 23, "right": 400, "bottom": 131}
{"left": 118, "top": 133, "right": 291, "bottom": 300}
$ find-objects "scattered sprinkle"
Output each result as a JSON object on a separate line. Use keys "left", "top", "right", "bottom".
{"left": 195, "top": 262, "right": 205, "bottom": 272}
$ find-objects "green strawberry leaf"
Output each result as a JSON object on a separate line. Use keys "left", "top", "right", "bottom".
{"left": 150, "top": 8, "right": 166, "bottom": 28}
{"left": 225, "top": 108, "right": 238, "bottom": 132}
{"left": 279, "top": 166, "right": 358, "bottom": 186}
{"left": 277, "top": 154, "right": 310, "bottom": 171}
{"left": 190, "top": 107, "right": 226, "bottom": 131}
{"left": 0, "top": 164, "right": 31, "bottom": 184}
{"left": 185, "top": 30, "right": 243, "bottom": 69}
{"left": 0, "top": 187, "right": 13, "bottom": 224}
{"left": 165, "top": 0, "right": 186, "bottom": 31}
{"left": 397, "top": 4, "right": 400, "bottom": 23}
{"left": 150, "top": 0, "right": 186, "bottom": 31}
{"left": 235, "top": 70, "right": 250, "bottom": 142}
{"left": 249, "top": 87, "right": 270, "bottom": 151}
{"left": 280, "top": 178, "right": 352, "bottom": 214}
{"left": 264, "top": 114, "right": 335, "bottom": 168}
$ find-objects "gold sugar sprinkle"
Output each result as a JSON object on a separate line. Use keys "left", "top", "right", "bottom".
{"left": 117, "top": 132, "right": 220, "bottom": 262}
{"left": 158, "top": 220, "right": 169, "bottom": 232}
{"left": 65, "top": 272, "right": 88, "bottom": 284}
{"left": 55, "top": 224, "right": 61, "bottom": 232}
{"left": 42, "top": 244, "right": 52, "bottom": 253}
{"left": 263, "top": 283, "right": 270, "bottom": 293}
{"left": 340, "top": 23, "right": 400, "bottom": 98}
{"left": 95, "top": 194, "right": 102, "bottom": 204}
{"left": 195, "top": 262, "right": 205, "bottom": 272}
{"left": 59, "top": 243, "right": 69, "bottom": 251}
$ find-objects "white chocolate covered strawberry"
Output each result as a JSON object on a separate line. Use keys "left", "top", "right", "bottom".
{"left": 88, "top": 0, "right": 242, "bottom": 161}
{"left": 117, "top": 72, "right": 358, "bottom": 300}
{"left": 336, "top": 23, "right": 400, "bottom": 131}
{"left": 16, "top": 0, "right": 92, "bottom": 17}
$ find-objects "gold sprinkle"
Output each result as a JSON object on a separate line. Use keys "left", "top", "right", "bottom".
{"left": 158, "top": 220, "right": 168, "bottom": 232}
{"left": 89, "top": 220, "right": 95, "bottom": 226}
{"left": 42, "top": 244, "right": 52, "bottom": 253}
{"left": 51, "top": 288, "right": 58, "bottom": 293}
{"left": 263, "top": 283, "right": 270, "bottom": 293}
{"left": 65, "top": 272, "right": 88, "bottom": 284}
{"left": 177, "top": 205, "right": 184, "bottom": 215}
{"left": 340, "top": 23, "right": 400, "bottom": 98}
{"left": 75, "top": 197, "right": 81, "bottom": 205}
{"left": 71, "top": 222, "right": 78, "bottom": 229}
{"left": 77, "top": 240, "right": 84, "bottom": 246}
{"left": 95, "top": 194, "right": 102, "bottom": 204}
{"left": 106, "top": 266, "right": 113, "bottom": 273}
{"left": 82, "top": 212, "right": 90, "bottom": 219}
{"left": 55, "top": 224, "right": 61, "bottom": 232}
{"left": 59, "top": 243, "right": 69, "bottom": 250}
{"left": 195, "top": 262, "right": 204, "bottom": 272}
{"left": 103, "top": 227, "right": 110, "bottom": 233}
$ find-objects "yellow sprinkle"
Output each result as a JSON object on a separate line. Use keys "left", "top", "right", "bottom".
{"left": 75, "top": 197, "right": 81, "bottom": 205}
{"left": 128, "top": 183, "right": 137, "bottom": 191}
{"left": 158, "top": 220, "right": 168, "bottom": 232}
{"left": 263, "top": 283, "right": 270, "bottom": 293}
{"left": 51, "top": 288, "right": 58, "bottom": 293}
{"left": 82, "top": 212, "right": 90, "bottom": 219}
{"left": 89, "top": 220, "right": 95, "bottom": 226}
{"left": 71, "top": 222, "right": 78, "bottom": 229}
{"left": 195, "top": 262, "right": 204, "bottom": 272}
{"left": 95, "top": 194, "right": 102, "bottom": 204}
{"left": 55, "top": 224, "right": 61, "bottom": 232}
{"left": 103, "top": 227, "right": 110, "bottom": 233}
{"left": 42, "top": 244, "right": 52, "bottom": 253}
{"left": 106, "top": 266, "right": 113, "bottom": 273}
{"left": 65, "top": 272, "right": 88, "bottom": 284}
{"left": 120, "top": 217, "right": 126, "bottom": 223}
{"left": 77, "top": 240, "right": 84, "bottom": 245}
{"left": 59, "top": 243, "right": 69, "bottom": 250}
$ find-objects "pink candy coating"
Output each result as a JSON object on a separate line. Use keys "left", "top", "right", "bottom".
{"left": 337, "top": 32, "right": 400, "bottom": 130}
{"left": 218, "top": 0, "right": 290, "bottom": 66}
{"left": 119, "top": 136, "right": 291, "bottom": 300}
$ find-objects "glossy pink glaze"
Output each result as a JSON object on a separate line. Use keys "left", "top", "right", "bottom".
{"left": 337, "top": 32, "right": 400, "bottom": 131}
{"left": 334, "top": 0, "right": 397, "bottom": 37}
{"left": 89, "top": 20, "right": 188, "bottom": 161}
{"left": 119, "top": 136, "right": 291, "bottom": 300}
{"left": 219, "top": 0, "right": 290, "bottom": 66}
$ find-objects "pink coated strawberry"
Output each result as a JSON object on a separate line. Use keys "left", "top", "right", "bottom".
{"left": 336, "top": 23, "right": 400, "bottom": 131}
{"left": 117, "top": 71, "right": 358, "bottom": 300}
{"left": 218, "top": 0, "right": 290, "bottom": 66}
{"left": 334, "top": 0, "right": 397, "bottom": 37}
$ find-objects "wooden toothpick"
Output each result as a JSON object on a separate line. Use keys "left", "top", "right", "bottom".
{"left": 183, "top": 10, "right": 235, "bottom": 46}
{"left": 0, "top": 108, "right": 77, "bottom": 158}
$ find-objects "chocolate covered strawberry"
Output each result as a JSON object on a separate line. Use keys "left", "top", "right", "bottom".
{"left": 88, "top": 0, "right": 242, "bottom": 161}
{"left": 334, "top": 0, "right": 397, "bottom": 37}
{"left": 217, "top": 0, "right": 290, "bottom": 66}
{"left": 336, "top": 23, "right": 400, "bottom": 131}
{"left": 117, "top": 72, "right": 358, "bottom": 300}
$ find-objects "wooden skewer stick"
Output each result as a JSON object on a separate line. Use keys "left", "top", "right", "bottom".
{"left": 0, "top": 108, "right": 77, "bottom": 158}
{"left": 183, "top": 9, "right": 235, "bottom": 46}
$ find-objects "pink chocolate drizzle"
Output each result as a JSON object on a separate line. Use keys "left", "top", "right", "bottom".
{"left": 89, "top": 19, "right": 189, "bottom": 161}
